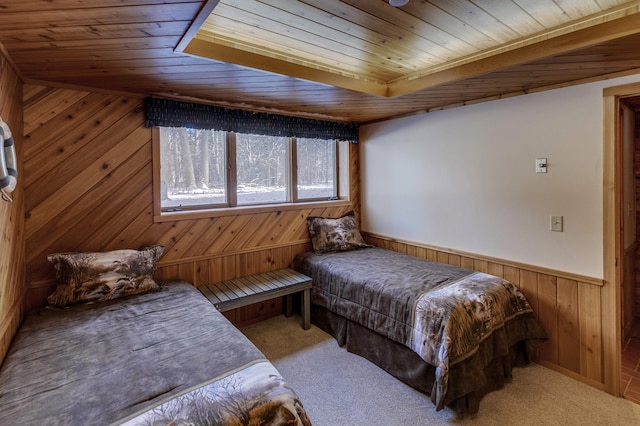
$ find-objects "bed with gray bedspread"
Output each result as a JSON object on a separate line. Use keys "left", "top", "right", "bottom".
{"left": 294, "top": 247, "right": 547, "bottom": 414}
{"left": 0, "top": 281, "right": 311, "bottom": 425}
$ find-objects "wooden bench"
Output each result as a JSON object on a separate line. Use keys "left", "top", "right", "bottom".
{"left": 198, "top": 268, "right": 312, "bottom": 329}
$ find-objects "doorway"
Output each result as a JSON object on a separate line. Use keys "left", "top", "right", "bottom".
{"left": 620, "top": 95, "right": 640, "bottom": 403}
{"left": 603, "top": 83, "right": 640, "bottom": 402}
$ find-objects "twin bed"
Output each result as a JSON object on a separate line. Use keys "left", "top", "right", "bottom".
{"left": 0, "top": 248, "right": 310, "bottom": 425}
{"left": 294, "top": 212, "right": 548, "bottom": 414}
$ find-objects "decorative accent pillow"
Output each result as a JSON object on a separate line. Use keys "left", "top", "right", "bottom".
{"left": 307, "top": 211, "right": 371, "bottom": 253}
{"left": 46, "top": 245, "right": 164, "bottom": 307}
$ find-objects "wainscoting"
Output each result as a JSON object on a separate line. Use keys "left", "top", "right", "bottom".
{"left": 363, "top": 232, "right": 607, "bottom": 390}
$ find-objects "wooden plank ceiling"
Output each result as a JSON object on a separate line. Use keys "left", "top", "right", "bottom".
{"left": 1, "top": 0, "right": 640, "bottom": 123}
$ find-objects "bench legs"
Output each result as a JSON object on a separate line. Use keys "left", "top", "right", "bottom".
{"left": 302, "top": 288, "right": 310, "bottom": 330}
{"left": 285, "top": 294, "right": 293, "bottom": 317}
{"left": 284, "top": 289, "right": 311, "bottom": 330}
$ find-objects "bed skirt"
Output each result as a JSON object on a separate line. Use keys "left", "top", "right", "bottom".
{"left": 311, "top": 304, "right": 540, "bottom": 414}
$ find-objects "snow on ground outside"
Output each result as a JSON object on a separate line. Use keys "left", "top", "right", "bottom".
{"left": 163, "top": 185, "right": 333, "bottom": 208}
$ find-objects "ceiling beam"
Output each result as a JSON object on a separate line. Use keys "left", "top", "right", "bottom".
{"left": 182, "top": 37, "right": 389, "bottom": 96}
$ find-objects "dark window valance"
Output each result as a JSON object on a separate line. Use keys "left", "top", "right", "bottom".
{"left": 144, "top": 97, "right": 359, "bottom": 142}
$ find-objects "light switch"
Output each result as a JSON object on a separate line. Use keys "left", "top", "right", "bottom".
{"left": 550, "top": 215, "right": 563, "bottom": 232}
{"left": 536, "top": 158, "right": 547, "bottom": 173}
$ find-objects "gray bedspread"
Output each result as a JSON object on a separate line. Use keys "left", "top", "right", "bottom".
{"left": 0, "top": 281, "right": 310, "bottom": 425}
{"left": 294, "top": 247, "right": 547, "bottom": 410}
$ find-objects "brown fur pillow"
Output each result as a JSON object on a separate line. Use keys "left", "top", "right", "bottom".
{"left": 307, "top": 211, "right": 371, "bottom": 253}
{"left": 47, "top": 245, "right": 164, "bottom": 307}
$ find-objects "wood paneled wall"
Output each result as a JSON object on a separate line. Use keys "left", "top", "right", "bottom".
{"left": 364, "top": 233, "right": 607, "bottom": 390}
{"left": 17, "top": 81, "right": 611, "bottom": 392}
{"left": 0, "top": 48, "right": 26, "bottom": 363}
{"left": 22, "top": 84, "right": 360, "bottom": 316}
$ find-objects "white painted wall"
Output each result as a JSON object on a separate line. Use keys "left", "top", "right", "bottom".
{"left": 360, "top": 74, "right": 640, "bottom": 279}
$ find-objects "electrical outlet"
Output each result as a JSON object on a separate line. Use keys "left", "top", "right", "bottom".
{"left": 550, "top": 215, "right": 563, "bottom": 232}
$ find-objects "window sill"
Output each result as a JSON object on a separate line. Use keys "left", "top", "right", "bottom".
{"left": 153, "top": 199, "right": 352, "bottom": 223}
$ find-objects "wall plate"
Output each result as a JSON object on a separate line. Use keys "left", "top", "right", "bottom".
{"left": 536, "top": 158, "right": 547, "bottom": 173}
{"left": 550, "top": 215, "right": 563, "bottom": 232}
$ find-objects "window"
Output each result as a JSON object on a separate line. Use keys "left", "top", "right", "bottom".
{"left": 235, "top": 133, "right": 289, "bottom": 206}
{"left": 155, "top": 127, "right": 341, "bottom": 215}
{"left": 296, "top": 137, "right": 336, "bottom": 201}
{"left": 159, "top": 127, "right": 227, "bottom": 210}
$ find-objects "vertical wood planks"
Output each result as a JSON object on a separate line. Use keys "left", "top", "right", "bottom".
{"left": 537, "top": 274, "right": 559, "bottom": 364}
{"left": 473, "top": 259, "right": 488, "bottom": 273}
{"left": 487, "top": 262, "right": 504, "bottom": 278}
{"left": 519, "top": 270, "right": 539, "bottom": 313}
{"left": 460, "top": 256, "right": 474, "bottom": 270}
{"left": 579, "top": 283, "right": 603, "bottom": 382}
{"left": 503, "top": 266, "right": 520, "bottom": 287}
{"left": 557, "top": 278, "right": 580, "bottom": 373}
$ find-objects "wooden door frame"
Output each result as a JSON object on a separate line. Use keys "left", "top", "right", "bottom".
{"left": 602, "top": 81, "right": 640, "bottom": 396}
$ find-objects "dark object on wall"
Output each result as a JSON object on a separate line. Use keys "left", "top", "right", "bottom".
{"left": 0, "top": 117, "right": 17, "bottom": 202}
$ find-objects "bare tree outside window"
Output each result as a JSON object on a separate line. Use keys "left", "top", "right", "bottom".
{"left": 296, "top": 137, "right": 336, "bottom": 200}
{"left": 235, "top": 134, "right": 288, "bottom": 205}
{"left": 159, "top": 127, "right": 226, "bottom": 209}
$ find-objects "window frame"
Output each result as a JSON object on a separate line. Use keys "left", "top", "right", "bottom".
{"left": 151, "top": 127, "right": 351, "bottom": 222}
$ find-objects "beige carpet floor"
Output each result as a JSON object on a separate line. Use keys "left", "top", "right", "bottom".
{"left": 241, "top": 315, "right": 640, "bottom": 426}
